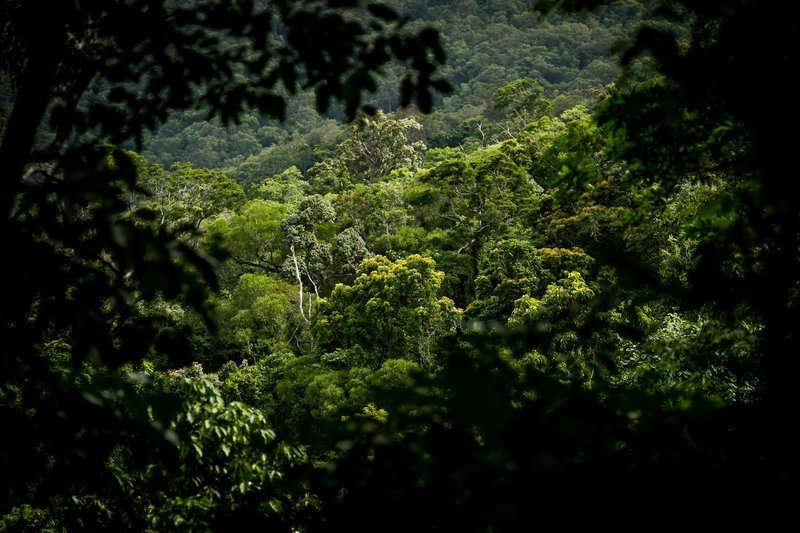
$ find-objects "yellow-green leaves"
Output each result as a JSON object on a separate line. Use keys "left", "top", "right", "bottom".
{"left": 316, "top": 255, "right": 461, "bottom": 366}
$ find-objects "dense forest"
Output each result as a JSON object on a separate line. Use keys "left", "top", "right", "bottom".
{"left": 1, "top": 0, "right": 798, "bottom": 530}
{"left": 139, "top": 0, "right": 642, "bottom": 176}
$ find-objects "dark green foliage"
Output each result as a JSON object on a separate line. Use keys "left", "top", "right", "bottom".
{"left": 541, "top": 0, "right": 800, "bottom": 472}
{"left": 309, "top": 334, "right": 766, "bottom": 529}
{"left": 1, "top": 0, "right": 449, "bottom": 526}
{"left": 137, "top": 0, "right": 643, "bottom": 171}
{"left": 3, "top": 0, "right": 797, "bottom": 529}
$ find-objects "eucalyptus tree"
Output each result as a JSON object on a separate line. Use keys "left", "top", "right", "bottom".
{"left": 280, "top": 195, "right": 337, "bottom": 322}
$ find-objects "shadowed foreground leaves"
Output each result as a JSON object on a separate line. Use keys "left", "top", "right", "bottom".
{"left": 1, "top": 0, "right": 450, "bottom": 524}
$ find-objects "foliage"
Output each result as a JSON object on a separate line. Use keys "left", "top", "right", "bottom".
{"left": 4, "top": 0, "right": 797, "bottom": 528}
{"left": 1, "top": 0, "right": 449, "bottom": 525}
{"left": 134, "top": 156, "right": 244, "bottom": 230}
{"left": 133, "top": 0, "right": 642, "bottom": 171}
{"left": 336, "top": 111, "right": 426, "bottom": 182}
{"left": 214, "top": 274, "right": 303, "bottom": 358}
{"left": 111, "top": 374, "right": 309, "bottom": 530}
{"left": 316, "top": 255, "right": 461, "bottom": 366}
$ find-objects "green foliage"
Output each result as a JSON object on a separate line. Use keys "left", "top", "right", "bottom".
{"left": 333, "top": 180, "right": 411, "bottom": 245}
{"left": 316, "top": 255, "right": 461, "bottom": 366}
{"left": 335, "top": 111, "right": 426, "bottom": 183}
{"left": 411, "top": 140, "right": 540, "bottom": 303}
{"left": 134, "top": 0, "right": 640, "bottom": 170}
{"left": 214, "top": 274, "right": 305, "bottom": 358}
{"left": 111, "top": 374, "right": 308, "bottom": 530}
{"left": 508, "top": 271, "right": 597, "bottom": 380}
{"left": 5, "top": 0, "right": 797, "bottom": 526}
{"left": 306, "top": 157, "right": 353, "bottom": 195}
{"left": 470, "top": 240, "right": 595, "bottom": 320}
{"left": 135, "top": 157, "right": 245, "bottom": 230}
{"left": 252, "top": 166, "right": 309, "bottom": 207}
{"left": 491, "top": 78, "right": 553, "bottom": 132}
{"left": 1, "top": 0, "right": 449, "bottom": 524}
{"left": 0, "top": 505, "right": 59, "bottom": 533}
{"left": 205, "top": 199, "right": 289, "bottom": 279}
{"left": 280, "top": 195, "right": 337, "bottom": 311}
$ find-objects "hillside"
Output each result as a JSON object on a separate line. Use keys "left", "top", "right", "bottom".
{"left": 140, "top": 0, "right": 643, "bottom": 181}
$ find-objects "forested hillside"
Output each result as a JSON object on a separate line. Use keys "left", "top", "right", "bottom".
{"left": 2, "top": 0, "right": 797, "bottom": 530}
{"left": 140, "top": 0, "right": 642, "bottom": 179}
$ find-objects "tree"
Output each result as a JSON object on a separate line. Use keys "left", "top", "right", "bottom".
{"left": 252, "top": 166, "right": 309, "bottom": 208}
{"left": 533, "top": 0, "right": 800, "bottom": 376}
{"left": 535, "top": 0, "right": 800, "bottom": 479}
{"left": 469, "top": 239, "right": 595, "bottom": 321}
{"left": 205, "top": 199, "right": 289, "bottom": 278}
{"left": 281, "top": 195, "right": 337, "bottom": 322}
{"left": 409, "top": 140, "right": 540, "bottom": 303}
{"left": 135, "top": 158, "right": 244, "bottom": 230}
{"left": 507, "top": 271, "right": 598, "bottom": 382}
{"left": 315, "top": 255, "right": 461, "bottom": 366}
{"left": 111, "top": 372, "right": 308, "bottom": 530}
{"left": 333, "top": 180, "right": 411, "bottom": 246}
{"left": 336, "top": 111, "right": 426, "bottom": 182}
{"left": 306, "top": 157, "right": 353, "bottom": 194}
{"left": 214, "top": 273, "right": 304, "bottom": 358}
{"left": 491, "top": 77, "right": 552, "bottom": 135}
{"left": 331, "top": 227, "right": 372, "bottom": 282}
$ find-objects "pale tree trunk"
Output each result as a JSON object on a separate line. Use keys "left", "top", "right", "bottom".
{"left": 290, "top": 244, "right": 311, "bottom": 323}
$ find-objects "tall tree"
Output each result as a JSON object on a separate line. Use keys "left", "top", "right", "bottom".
{"left": 336, "top": 111, "right": 426, "bottom": 182}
